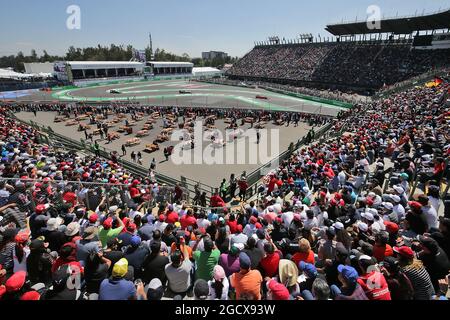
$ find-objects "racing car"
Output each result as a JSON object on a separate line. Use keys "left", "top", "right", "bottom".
{"left": 179, "top": 90, "right": 192, "bottom": 94}
{"left": 108, "top": 89, "right": 121, "bottom": 94}
{"left": 255, "top": 95, "right": 268, "bottom": 100}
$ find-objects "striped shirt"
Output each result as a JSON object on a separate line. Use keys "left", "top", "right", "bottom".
{"left": 402, "top": 264, "right": 435, "bottom": 300}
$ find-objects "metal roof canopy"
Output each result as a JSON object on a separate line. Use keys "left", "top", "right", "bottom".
{"left": 326, "top": 9, "right": 450, "bottom": 36}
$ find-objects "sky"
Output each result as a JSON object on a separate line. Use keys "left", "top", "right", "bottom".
{"left": 1, "top": 0, "right": 450, "bottom": 58}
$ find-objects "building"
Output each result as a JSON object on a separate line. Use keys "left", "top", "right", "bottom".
{"left": 23, "top": 62, "right": 55, "bottom": 76}
{"left": 147, "top": 61, "right": 193, "bottom": 75}
{"left": 201, "top": 51, "right": 228, "bottom": 60}
{"left": 65, "top": 61, "right": 145, "bottom": 80}
{"left": 192, "top": 67, "right": 223, "bottom": 78}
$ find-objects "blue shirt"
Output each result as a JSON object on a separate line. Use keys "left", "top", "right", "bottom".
{"left": 99, "top": 278, "right": 136, "bottom": 300}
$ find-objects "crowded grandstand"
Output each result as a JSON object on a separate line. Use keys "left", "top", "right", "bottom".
{"left": 0, "top": 6, "right": 449, "bottom": 303}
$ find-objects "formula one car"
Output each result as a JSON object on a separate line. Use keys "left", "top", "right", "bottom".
{"left": 179, "top": 90, "right": 192, "bottom": 94}
{"left": 255, "top": 95, "right": 268, "bottom": 100}
{"left": 108, "top": 89, "right": 121, "bottom": 94}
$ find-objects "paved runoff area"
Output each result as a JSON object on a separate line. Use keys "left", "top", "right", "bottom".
{"left": 16, "top": 110, "right": 313, "bottom": 188}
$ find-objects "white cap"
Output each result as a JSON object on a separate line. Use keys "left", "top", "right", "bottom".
{"left": 358, "top": 222, "right": 369, "bottom": 232}
{"left": 359, "top": 255, "right": 373, "bottom": 262}
{"left": 361, "top": 211, "right": 374, "bottom": 221}
{"left": 332, "top": 222, "right": 344, "bottom": 230}
{"left": 391, "top": 195, "right": 401, "bottom": 203}
{"left": 382, "top": 202, "right": 394, "bottom": 210}
{"left": 393, "top": 185, "right": 405, "bottom": 194}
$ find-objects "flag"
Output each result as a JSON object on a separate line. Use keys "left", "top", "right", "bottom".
{"left": 434, "top": 77, "right": 443, "bottom": 85}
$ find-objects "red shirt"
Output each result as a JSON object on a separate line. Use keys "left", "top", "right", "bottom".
{"left": 357, "top": 271, "right": 391, "bottom": 300}
{"left": 291, "top": 250, "right": 315, "bottom": 267}
{"left": 166, "top": 211, "right": 179, "bottom": 224}
{"left": 180, "top": 215, "right": 196, "bottom": 229}
{"left": 227, "top": 220, "right": 238, "bottom": 234}
{"left": 211, "top": 195, "right": 225, "bottom": 208}
{"left": 260, "top": 251, "right": 282, "bottom": 277}
{"left": 129, "top": 186, "right": 140, "bottom": 199}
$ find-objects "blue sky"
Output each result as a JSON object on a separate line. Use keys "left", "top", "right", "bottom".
{"left": 1, "top": 0, "right": 450, "bottom": 58}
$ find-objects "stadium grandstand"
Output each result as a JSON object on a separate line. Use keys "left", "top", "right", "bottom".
{"left": 227, "top": 9, "right": 450, "bottom": 94}
{"left": 0, "top": 5, "right": 450, "bottom": 304}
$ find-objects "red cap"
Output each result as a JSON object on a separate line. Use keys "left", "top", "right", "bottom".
{"left": 384, "top": 221, "right": 399, "bottom": 234}
{"left": 158, "top": 214, "right": 165, "bottom": 222}
{"left": 6, "top": 271, "right": 26, "bottom": 292}
{"left": 330, "top": 198, "right": 337, "bottom": 206}
{"left": 20, "top": 291, "right": 41, "bottom": 300}
{"left": 89, "top": 213, "right": 98, "bottom": 223}
{"left": 334, "top": 193, "right": 342, "bottom": 200}
{"left": 393, "top": 246, "right": 414, "bottom": 259}
{"left": 293, "top": 214, "right": 301, "bottom": 221}
{"left": 132, "top": 179, "right": 140, "bottom": 185}
{"left": 319, "top": 191, "right": 326, "bottom": 198}
{"left": 249, "top": 216, "right": 257, "bottom": 224}
{"left": 255, "top": 222, "right": 263, "bottom": 229}
{"left": 236, "top": 225, "right": 243, "bottom": 233}
{"left": 366, "top": 198, "right": 374, "bottom": 206}
{"left": 15, "top": 231, "right": 30, "bottom": 244}
{"left": 127, "top": 223, "right": 137, "bottom": 232}
{"left": 275, "top": 217, "right": 283, "bottom": 224}
{"left": 35, "top": 204, "right": 46, "bottom": 214}
{"left": 82, "top": 172, "right": 89, "bottom": 179}
{"left": 268, "top": 280, "right": 290, "bottom": 300}
{"left": 408, "top": 201, "right": 422, "bottom": 211}
{"left": 43, "top": 177, "right": 50, "bottom": 183}
{"left": 103, "top": 217, "right": 113, "bottom": 229}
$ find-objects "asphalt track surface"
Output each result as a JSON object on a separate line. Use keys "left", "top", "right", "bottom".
{"left": 24, "top": 79, "right": 345, "bottom": 117}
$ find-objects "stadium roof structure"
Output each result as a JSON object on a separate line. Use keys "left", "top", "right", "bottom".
{"left": 66, "top": 61, "right": 144, "bottom": 70}
{"left": 148, "top": 61, "right": 194, "bottom": 68}
{"left": 326, "top": 9, "right": 450, "bottom": 36}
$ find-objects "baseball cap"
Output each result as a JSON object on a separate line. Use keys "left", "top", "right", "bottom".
{"left": 393, "top": 246, "right": 414, "bottom": 259}
{"left": 147, "top": 278, "right": 164, "bottom": 300}
{"left": 112, "top": 258, "right": 129, "bottom": 278}
{"left": 337, "top": 265, "right": 359, "bottom": 284}
{"left": 332, "top": 222, "right": 344, "bottom": 230}
{"left": 267, "top": 279, "right": 290, "bottom": 300}
{"left": 130, "top": 235, "right": 142, "bottom": 247}
{"left": 361, "top": 211, "right": 374, "bottom": 221}
{"left": 239, "top": 252, "right": 251, "bottom": 270}
{"left": 382, "top": 202, "right": 394, "bottom": 210}
{"left": 5, "top": 271, "right": 26, "bottom": 292}
{"left": 298, "top": 261, "right": 318, "bottom": 278}
{"left": 89, "top": 213, "right": 98, "bottom": 223}
{"left": 103, "top": 217, "right": 113, "bottom": 229}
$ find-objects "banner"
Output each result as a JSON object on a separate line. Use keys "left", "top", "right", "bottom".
{"left": 133, "top": 49, "right": 147, "bottom": 63}
{"left": 54, "top": 61, "right": 69, "bottom": 81}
